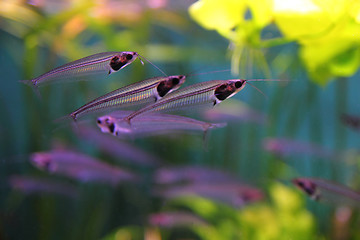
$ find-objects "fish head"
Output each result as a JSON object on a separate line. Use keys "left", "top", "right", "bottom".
{"left": 214, "top": 79, "right": 246, "bottom": 101}
{"left": 156, "top": 75, "right": 186, "bottom": 99}
{"left": 96, "top": 116, "right": 116, "bottom": 134}
{"left": 292, "top": 178, "right": 321, "bottom": 200}
{"left": 30, "top": 152, "right": 57, "bottom": 172}
{"left": 109, "top": 51, "right": 138, "bottom": 72}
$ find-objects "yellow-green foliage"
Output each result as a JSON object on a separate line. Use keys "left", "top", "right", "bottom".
{"left": 189, "top": 0, "right": 360, "bottom": 85}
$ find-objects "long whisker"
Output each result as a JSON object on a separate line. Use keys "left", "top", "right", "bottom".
{"left": 246, "top": 81, "right": 268, "bottom": 100}
{"left": 246, "top": 79, "right": 289, "bottom": 82}
{"left": 187, "top": 69, "right": 231, "bottom": 77}
{"left": 138, "top": 54, "right": 168, "bottom": 77}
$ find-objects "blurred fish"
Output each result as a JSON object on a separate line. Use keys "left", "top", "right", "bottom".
{"left": 154, "top": 165, "right": 237, "bottom": 184}
{"left": 149, "top": 211, "right": 208, "bottom": 227}
{"left": 154, "top": 182, "right": 263, "bottom": 207}
{"left": 341, "top": 113, "right": 360, "bottom": 131}
{"left": 123, "top": 79, "right": 247, "bottom": 123}
{"left": 30, "top": 150, "right": 138, "bottom": 185}
{"left": 20, "top": 51, "right": 139, "bottom": 89}
{"left": 203, "top": 99, "right": 266, "bottom": 124}
{"left": 69, "top": 75, "right": 186, "bottom": 120}
{"left": 292, "top": 178, "right": 360, "bottom": 208}
{"left": 96, "top": 111, "right": 226, "bottom": 138}
{"left": 9, "top": 175, "right": 78, "bottom": 198}
{"left": 263, "top": 137, "right": 337, "bottom": 160}
{"left": 75, "top": 125, "right": 161, "bottom": 166}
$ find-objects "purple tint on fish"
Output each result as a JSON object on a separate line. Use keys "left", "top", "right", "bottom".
{"left": 9, "top": 175, "right": 78, "bottom": 198}
{"left": 292, "top": 177, "right": 360, "bottom": 208}
{"left": 263, "top": 138, "right": 337, "bottom": 160}
{"left": 75, "top": 125, "right": 161, "bottom": 166}
{"left": 149, "top": 211, "right": 207, "bottom": 227}
{"left": 154, "top": 182, "right": 263, "bottom": 207}
{"left": 30, "top": 150, "right": 139, "bottom": 185}
{"left": 154, "top": 165, "right": 238, "bottom": 184}
{"left": 97, "top": 111, "right": 226, "bottom": 139}
{"left": 341, "top": 113, "right": 360, "bottom": 131}
{"left": 203, "top": 100, "right": 266, "bottom": 125}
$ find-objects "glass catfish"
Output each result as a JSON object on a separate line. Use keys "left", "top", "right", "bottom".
{"left": 21, "top": 51, "right": 139, "bottom": 88}
{"left": 123, "top": 79, "right": 247, "bottom": 123}
{"left": 69, "top": 75, "right": 186, "bottom": 120}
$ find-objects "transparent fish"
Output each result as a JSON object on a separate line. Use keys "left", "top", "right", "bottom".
{"left": 149, "top": 211, "right": 208, "bottom": 227}
{"left": 293, "top": 178, "right": 360, "bottom": 208}
{"left": 154, "top": 165, "right": 238, "bottom": 184}
{"left": 69, "top": 75, "right": 186, "bottom": 120}
{"left": 9, "top": 175, "right": 78, "bottom": 198}
{"left": 263, "top": 137, "right": 337, "bottom": 160}
{"left": 123, "top": 79, "right": 247, "bottom": 123}
{"left": 96, "top": 111, "right": 226, "bottom": 138}
{"left": 154, "top": 182, "right": 263, "bottom": 207}
{"left": 21, "top": 51, "right": 139, "bottom": 88}
{"left": 30, "top": 150, "right": 138, "bottom": 185}
{"left": 75, "top": 125, "right": 161, "bottom": 166}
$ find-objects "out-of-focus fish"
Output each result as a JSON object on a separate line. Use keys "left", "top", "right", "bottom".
{"left": 75, "top": 125, "right": 161, "bottom": 166}
{"left": 263, "top": 138, "right": 337, "bottom": 160}
{"left": 20, "top": 51, "right": 139, "bottom": 88}
{"left": 30, "top": 150, "right": 138, "bottom": 185}
{"left": 154, "top": 165, "right": 238, "bottom": 184}
{"left": 123, "top": 79, "right": 248, "bottom": 123}
{"left": 341, "top": 113, "right": 360, "bottom": 131}
{"left": 96, "top": 111, "right": 226, "bottom": 138}
{"left": 292, "top": 178, "right": 360, "bottom": 208}
{"left": 203, "top": 99, "right": 266, "bottom": 124}
{"left": 9, "top": 175, "right": 78, "bottom": 198}
{"left": 69, "top": 75, "right": 186, "bottom": 120}
{"left": 149, "top": 211, "right": 208, "bottom": 227}
{"left": 154, "top": 182, "right": 263, "bottom": 207}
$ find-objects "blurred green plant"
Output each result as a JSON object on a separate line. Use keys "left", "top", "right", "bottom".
{"left": 189, "top": 0, "right": 360, "bottom": 85}
{"left": 102, "top": 182, "right": 318, "bottom": 240}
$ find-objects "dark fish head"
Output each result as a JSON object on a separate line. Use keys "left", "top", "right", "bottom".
{"left": 30, "top": 152, "right": 57, "bottom": 172}
{"left": 109, "top": 51, "right": 138, "bottom": 72}
{"left": 96, "top": 116, "right": 116, "bottom": 134}
{"left": 156, "top": 75, "right": 186, "bottom": 98}
{"left": 292, "top": 178, "right": 320, "bottom": 200}
{"left": 214, "top": 79, "right": 246, "bottom": 101}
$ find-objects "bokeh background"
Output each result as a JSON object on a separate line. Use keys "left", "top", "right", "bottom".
{"left": 1, "top": 0, "right": 360, "bottom": 239}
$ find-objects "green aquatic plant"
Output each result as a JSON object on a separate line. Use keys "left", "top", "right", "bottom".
{"left": 189, "top": 0, "right": 360, "bottom": 85}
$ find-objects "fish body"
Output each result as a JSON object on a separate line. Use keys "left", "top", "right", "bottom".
{"left": 124, "top": 79, "right": 247, "bottom": 123}
{"left": 293, "top": 178, "right": 360, "bottom": 208}
{"left": 96, "top": 111, "right": 226, "bottom": 138}
{"left": 22, "top": 51, "right": 139, "bottom": 87}
{"left": 70, "top": 75, "right": 186, "bottom": 120}
{"left": 30, "top": 150, "right": 138, "bottom": 185}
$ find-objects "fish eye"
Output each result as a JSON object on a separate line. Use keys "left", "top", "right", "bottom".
{"left": 97, "top": 119, "right": 102, "bottom": 124}
{"left": 235, "top": 81, "right": 243, "bottom": 88}
{"left": 109, "top": 123, "right": 115, "bottom": 133}
{"left": 126, "top": 54, "right": 133, "bottom": 60}
{"left": 171, "top": 77, "right": 180, "bottom": 85}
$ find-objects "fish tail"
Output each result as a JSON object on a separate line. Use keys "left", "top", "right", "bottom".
{"left": 19, "top": 80, "right": 42, "bottom": 99}
{"left": 53, "top": 114, "right": 74, "bottom": 125}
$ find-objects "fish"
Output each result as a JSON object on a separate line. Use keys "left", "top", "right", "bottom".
{"left": 154, "top": 182, "right": 263, "bottom": 207}
{"left": 292, "top": 178, "right": 360, "bottom": 208}
{"left": 96, "top": 111, "right": 226, "bottom": 138}
{"left": 69, "top": 75, "right": 186, "bottom": 120}
{"left": 20, "top": 51, "right": 139, "bottom": 90}
{"left": 154, "top": 165, "right": 238, "bottom": 184}
{"left": 123, "top": 79, "right": 248, "bottom": 123}
{"left": 30, "top": 150, "right": 138, "bottom": 185}
{"left": 341, "top": 113, "right": 360, "bottom": 131}
{"left": 75, "top": 125, "right": 162, "bottom": 166}
{"left": 9, "top": 175, "right": 78, "bottom": 198}
{"left": 149, "top": 211, "right": 208, "bottom": 227}
{"left": 263, "top": 138, "right": 337, "bottom": 160}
